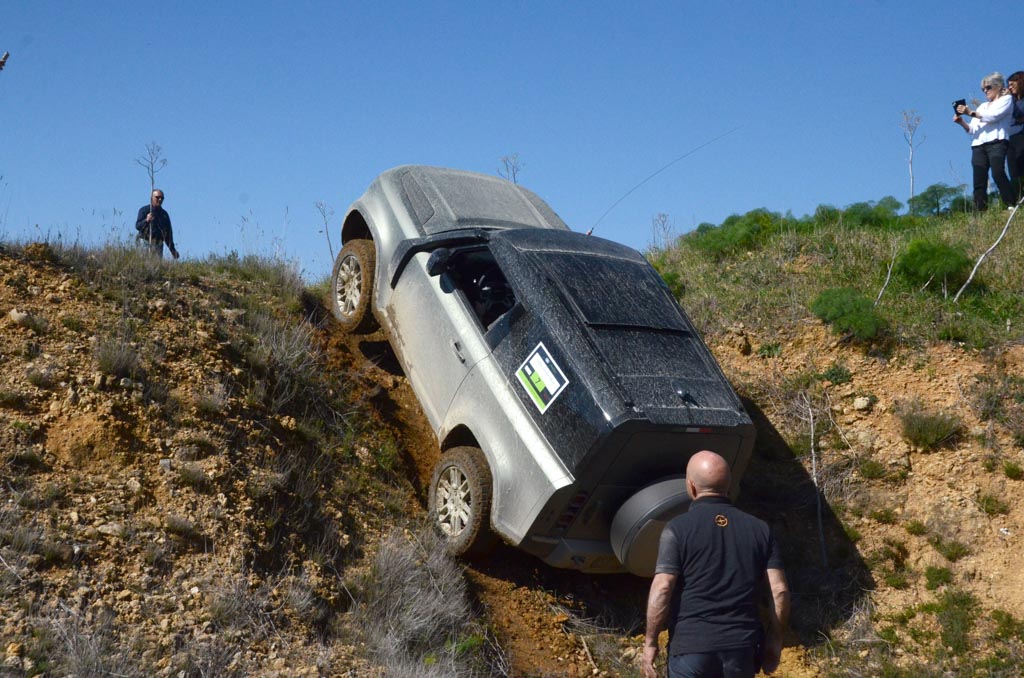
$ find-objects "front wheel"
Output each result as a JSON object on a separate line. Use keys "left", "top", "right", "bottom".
{"left": 330, "top": 239, "right": 378, "bottom": 333}
{"left": 428, "top": 446, "right": 497, "bottom": 558}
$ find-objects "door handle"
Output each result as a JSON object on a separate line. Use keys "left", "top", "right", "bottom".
{"left": 451, "top": 340, "right": 466, "bottom": 364}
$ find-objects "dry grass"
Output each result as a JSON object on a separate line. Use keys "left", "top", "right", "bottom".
{"left": 351, "top": 525, "right": 501, "bottom": 676}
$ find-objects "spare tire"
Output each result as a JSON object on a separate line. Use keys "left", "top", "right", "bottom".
{"left": 610, "top": 477, "right": 690, "bottom": 577}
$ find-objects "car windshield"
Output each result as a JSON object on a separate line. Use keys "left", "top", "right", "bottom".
{"left": 536, "top": 252, "right": 687, "bottom": 332}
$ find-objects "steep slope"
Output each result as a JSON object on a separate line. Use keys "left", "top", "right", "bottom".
{"left": 5, "top": 236, "right": 1022, "bottom": 677}
{"left": 0, "top": 244, "right": 385, "bottom": 675}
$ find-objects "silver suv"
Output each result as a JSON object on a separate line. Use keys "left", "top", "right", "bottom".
{"left": 331, "top": 166, "right": 755, "bottom": 576}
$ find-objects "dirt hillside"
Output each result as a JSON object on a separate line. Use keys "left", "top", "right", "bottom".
{"left": 2, "top": 242, "right": 1023, "bottom": 676}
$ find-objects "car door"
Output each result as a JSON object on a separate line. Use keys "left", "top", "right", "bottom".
{"left": 387, "top": 252, "right": 490, "bottom": 432}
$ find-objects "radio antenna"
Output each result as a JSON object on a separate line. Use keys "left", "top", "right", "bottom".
{"left": 587, "top": 125, "right": 742, "bottom": 235}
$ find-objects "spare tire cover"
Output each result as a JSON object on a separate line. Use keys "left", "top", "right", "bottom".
{"left": 610, "top": 477, "right": 691, "bottom": 577}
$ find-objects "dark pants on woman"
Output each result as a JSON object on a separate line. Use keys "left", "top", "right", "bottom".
{"left": 1008, "top": 133, "right": 1024, "bottom": 205}
{"left": 668, "top": 648, "right": 757, "bottom": 678}
{"left": 972, "top": 140, "right": 1015, "bottom": 210}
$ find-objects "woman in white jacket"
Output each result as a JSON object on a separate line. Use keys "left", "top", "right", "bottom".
{"left": 954, "top": 72, "right": 1016, "bottom": 210}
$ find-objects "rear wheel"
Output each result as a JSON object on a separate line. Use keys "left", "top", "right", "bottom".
{"left": 331, "top": 239, "right": 378, "bottom": 333}
{"left": 429, "top": 446, "right": 497, "bottom": 557}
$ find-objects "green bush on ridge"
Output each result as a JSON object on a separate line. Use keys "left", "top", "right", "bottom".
{"left": 811, "top": 288, "right": 886, "bottom": 342}
{"left": 896, "top": 238, "right": 972, "bottom": 291}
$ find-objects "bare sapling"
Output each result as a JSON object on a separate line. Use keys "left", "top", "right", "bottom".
{"left": 899, "top": 110, "right": 924, "bottom": 202}
{"left": 135, "top": 142, "right": 167, "bottom": 191}
{"left": 498, "top": 154, "right": 523, "bottom": 184}
{"left": 315, "top": 201, "right": 335, "bottom": 262}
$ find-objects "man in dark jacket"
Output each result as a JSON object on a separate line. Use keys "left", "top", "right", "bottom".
{"left": 643, "top": 450, "right": 790, "bottom": 677}
{"left": 136, "top": 189, "right": 179, "bottom": 259}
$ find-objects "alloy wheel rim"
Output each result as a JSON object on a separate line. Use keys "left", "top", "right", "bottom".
{"left": 436, "top": 465, "right": 472, "bottom": 536}
{"left": 335, "top": 255, "right": 362, "bottom": 317}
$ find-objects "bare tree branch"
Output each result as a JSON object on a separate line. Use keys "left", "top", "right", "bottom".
{"left": 953, "top": 202, "right": 1020, "bottom": 302}
{"left": 800, "top": 391, "right": 830, "bottom": 571}
{"left": 899, "top": 110, "right": 925, "bottom": 202}
{"left": 874, "top": 241, "right": 898, "bottom": 307}
{"left": 134, "top": 142, "right": 167, "bottom": 191}
{"left": 497, "top": 154, "right": 523, "bottom": 184}
{"left": 315, "top": 201, "right": 336, "bottom": 262}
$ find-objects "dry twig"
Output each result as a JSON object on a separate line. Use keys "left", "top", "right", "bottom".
{"left": 954, "top": 202, "right": 1020, "bottom": 302}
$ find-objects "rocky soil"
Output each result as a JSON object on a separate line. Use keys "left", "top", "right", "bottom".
{"left": 2, "top": 242, "right": 1023, "bottom": 676}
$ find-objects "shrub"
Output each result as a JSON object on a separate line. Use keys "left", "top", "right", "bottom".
{"left": 757, "top": 342, "right": 781, "bottom": 358}
{"left": 94, "top": 337, "right": 141, "bottom": 380}
{"left": 1004, "top": 461, "right": 1023, "bottom": 480}
{"left": 816, "top": 362, "right": 852, "bottom": 385}
{"left": 896, "top": 238, "right": 971, "bottom": 291}
{"left": 0, "top": 389, "right": 27, "bottom": 409}
{"left": 905, "top": 520, "right": 927, "bottom": 536}
{"left": 176, "top": 464, "right": 213, "bottom": 493}
{"left": 659, "top": 270, "right": 684, "bottom": 299}
{"left": 929, "top": 535, "right": 970, "bottom": 562}
{"left": 871, "top": 508, "right": 898, "bottom": 524}
{"left": 649, "top": 253, "right": 685, "bottom": 298}
{"left": 934, "top": 589, "right": 978, "bottom": 655}
{"left": 858, "top": 458, "right": 888, "bottom": 480}
{"left": 193, "top": 382, "right": 229, "bottom": 416}
{"left": 878, "top": 537, "right": 909, "bottom": 570}
{"left": 352, "top": 526, "right": 479, "bottom": 670}
{"left": 687, "top": 208, "right": 785, "bottom": 259}
{"left": 925, "top": 566, "right": 953, "bottom": 590}
{"left": 26, "top": 366, "right": 56, "bottom": 389}
{"left": 163, "top": 515, "right": 201, "bottom": 541}
{"left": 60, "top": 315, "right": 86, "bottom": 332}
{"left": 895, "top": 399, "right": 961, "bottom": 450}
{"left": 992, "top": 609, "right": 1024, "bottom": 641}
{"left": 811, "top": 287, "right": 886, "bottom": 341}
{"left": 978, "top": 493, "right": 1009, "bottom": 516}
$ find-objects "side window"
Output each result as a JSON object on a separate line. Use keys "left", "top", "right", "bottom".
{"left": 448, "top": 249, "right": 517, "bottom": 331}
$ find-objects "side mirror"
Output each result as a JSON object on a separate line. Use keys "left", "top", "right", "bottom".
{"left": 426, "top": 248, "right": 451, "bottom": 276}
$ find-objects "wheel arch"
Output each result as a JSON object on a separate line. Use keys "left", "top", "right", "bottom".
{"left": 441, "top": 425, "right": 482, "bottom": 455}
{"left": 341, "top": 209, "right": 372, "bottom": 245}
{"left": 441, "top": 426, "right": 500, "bottom": 497}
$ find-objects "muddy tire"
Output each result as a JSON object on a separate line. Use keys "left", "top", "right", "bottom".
{"left": 429, "top": 446, "right": 497, "bottom": 558}
{"left": 331, "top": 239, "right": 378, "bottom": 333}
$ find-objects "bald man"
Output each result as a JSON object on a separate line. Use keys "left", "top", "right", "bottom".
{"left": 642, "top": 451, "right": 790, "bottom": 678}
{"left": 135, "top": 189, "right": 179, "bottom": 260}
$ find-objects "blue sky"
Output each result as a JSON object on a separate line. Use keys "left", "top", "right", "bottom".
{"left": 1, "top": 2, "right": 1020, "bottom": 280}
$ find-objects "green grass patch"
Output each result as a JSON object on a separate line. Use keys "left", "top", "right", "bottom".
{"left": 978, "top": 493, "right": 1009, "bottom": 516}
{"left": 816, "top": 362, "right": 853, "bottom": 385}
{"left": 928, "top": 535, "right": 970, "bottom": 562}
{"left": 905, "top": 520, "right": 927, "bottom": 536}
{"left": 858, "top": 458, "right": 888, "bottom": 480}
{"left": 924, "top": 566, "right": 953, "bottom": 590}
{"left": 811, "top": 287, "right": 886, "bottom": 342}
{"left": 870, "top": 508, "right": 898, "bottom": 525}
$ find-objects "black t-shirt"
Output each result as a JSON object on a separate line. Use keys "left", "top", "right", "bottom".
{"left": 654, "top": 495, "right": 784, "bottom": 656}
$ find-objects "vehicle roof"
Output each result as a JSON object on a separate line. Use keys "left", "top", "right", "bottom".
{"left": 375, "top": 165, "right": 571, "bottom": 236}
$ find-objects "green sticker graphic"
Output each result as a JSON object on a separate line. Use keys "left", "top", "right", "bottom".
{"left": 516, "top": 342, "right": 569, "bottom": 413}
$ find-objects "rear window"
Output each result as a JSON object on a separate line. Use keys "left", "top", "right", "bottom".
{"left": 538, "top": 253, "right": 687, "bottom": 331}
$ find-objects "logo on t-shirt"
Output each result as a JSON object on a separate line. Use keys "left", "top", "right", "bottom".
{"left": 715, "top": 514, "right": 729, "bottom": 527}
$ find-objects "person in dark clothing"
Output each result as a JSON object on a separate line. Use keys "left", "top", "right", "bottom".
{"left": 643, "top": 451, "right": 790, "bottom": 678}
{"left": 1007, "top": 71, "right": 1024, "bottom": 204}
{"left": 135, "top": 189, "right": 179, "bottom": 259}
